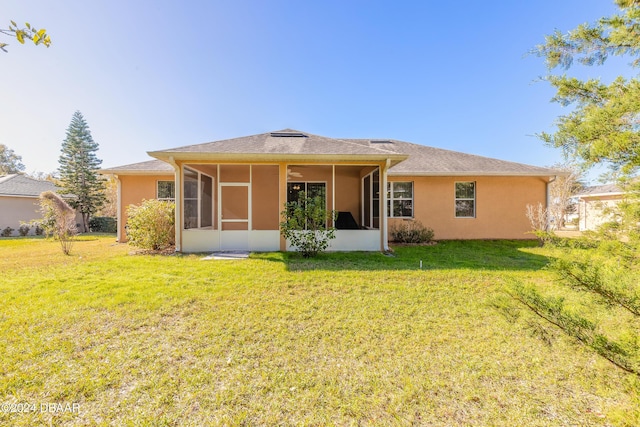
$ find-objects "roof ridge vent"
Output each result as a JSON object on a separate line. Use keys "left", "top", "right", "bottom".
{"left": 270, "top": 132, "right": 307, "bottom": 137}
{"left": 371, "top": 139, "right": 393, "bottom": 144}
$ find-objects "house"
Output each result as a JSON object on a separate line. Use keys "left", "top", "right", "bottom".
{"left": 575, "top": 183, "right": 624, "bottom": 231}
{"left": 101, "top": 129, "right": 559, "bottom": 252}
{"left": 0, "top": 174, "right": 64, "bottom": 235}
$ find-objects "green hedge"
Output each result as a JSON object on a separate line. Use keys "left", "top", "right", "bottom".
{"left": 89, "top": 217, "right": 117, "bottom": 233}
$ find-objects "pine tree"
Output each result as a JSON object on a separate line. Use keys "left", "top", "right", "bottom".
{"left": 505, "top": 0, "right": 640, "bottom": 377}
{"left": 58, "top": 111, "right": 105, "bottom": 232}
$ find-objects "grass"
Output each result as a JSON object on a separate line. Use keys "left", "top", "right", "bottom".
{"left": 0, "top": 236, "right": 638, "bottom": 426}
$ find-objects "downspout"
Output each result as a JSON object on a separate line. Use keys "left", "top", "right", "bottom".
{"left": 381, "top": 159, "right": 391, "bottom": 251}
{"left": 546, "top": 175, "right": 557, "bottom": 230}
{"left": 114, "top": 174, "right": 122, "bottom": 242}
{"left": 166, "top": 156, "right": 181, "bottom": 252}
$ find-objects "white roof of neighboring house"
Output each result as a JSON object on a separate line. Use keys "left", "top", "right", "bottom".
{"left": 576, "top": 183, "right": 624, "bottom": 199}
{"left": 101, "top": 129, "right": 559, "bottom": 177}
{"left": 0, "top": 174, "right": 60, "bottom": 198}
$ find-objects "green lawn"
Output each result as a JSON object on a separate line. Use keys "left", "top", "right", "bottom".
{"left": 0, "top": 236, "right": 637, "bottom": 426}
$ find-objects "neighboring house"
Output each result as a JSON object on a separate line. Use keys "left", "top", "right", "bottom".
{"left": 101, "top": 129, "right": 560, "bottom": 252}
{"left": 0, "top": 174, "right": 78, "bottom": 235}
{"left": 575, "top": 183, "right": 624, "bottom": 231}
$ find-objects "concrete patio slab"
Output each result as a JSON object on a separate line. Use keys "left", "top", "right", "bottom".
{"left": 202, "top": 251, "right": 250, "bottom": 260}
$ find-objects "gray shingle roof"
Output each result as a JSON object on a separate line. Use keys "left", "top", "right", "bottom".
{"left": 107, "top": 129, "right": 559, "bottom": 177}
{"left": 101, "top": 160, "right": 174, "bottom": 175}
{"left": 152, "top": 129, "right": 401, "bottom": 157}
{"left": 0, "top": 174, "right": 59, "bottom": 197}
{"left": 346, "top": 139, "right": 556, "bottom": 176}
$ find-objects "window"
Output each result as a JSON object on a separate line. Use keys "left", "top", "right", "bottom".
{"left": 387, "top": 182, "right": 413, "bottom": 218}
{"left": 287, "top": 182, "right": 326, "bottom": 207}
{"left": 183, "top": 167, "right": 213, "bottom": 229}
{"left": 157, "top": 181, "right": 175, "bottom": 200}
{"left": 287, "top": 182, "right": 327, "bottom": 229}
{"left": 455, "top": 182, "right": 475, "bottom": 218}
{"left": 362, "top": 169, "right": 380, "bottom": 229}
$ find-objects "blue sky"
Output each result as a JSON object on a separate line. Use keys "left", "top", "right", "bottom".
{"left": 1, "top": 0, "right": 626, "bottom": 183}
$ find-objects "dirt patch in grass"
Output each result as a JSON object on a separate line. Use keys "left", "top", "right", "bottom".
{"left": 128, "top": 245, "right": 176, "bottom": 256}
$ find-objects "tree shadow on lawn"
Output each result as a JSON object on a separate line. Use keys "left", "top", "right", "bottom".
{"left": 251, "top": 240, "right": 552, "bottom": 272}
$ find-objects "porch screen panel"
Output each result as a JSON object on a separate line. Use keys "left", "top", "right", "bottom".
{"left": 200, "top": 174, "right": 213, "bottom": 228}
{"left": 221, "top": 186, "right": 249, "bottom": 220}
{"left": 372, "top": 170, "right": 380, "bottom": 228}
{"left": 251, "top": 165, "right": 280, "bottom": 230}
{"left": 184, "top": 168, "right": 198, "bottom": 229}
{"left": 220, "top": 165, "right": 250, "bottom": 183}
{"left": 363, "top": 175, "right": 371, "bottom": 228}
{"left": 221, "top": 222, "right": 248, "bottom": 231}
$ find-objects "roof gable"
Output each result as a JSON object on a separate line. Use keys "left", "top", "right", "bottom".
{"left": 149, "top": 129, "right": 402, "bottom": 158}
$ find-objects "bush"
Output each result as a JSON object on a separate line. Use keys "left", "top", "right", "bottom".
{"left": 17, "top": 223, "right": 30, "bottom": 236}
{"left": 33, "top": 222, "right": 44, "bottom": 236}
{"left": 126, "top": 199, "right": 175, "bottom": 250}
{"left": 280, "top": 191, "right": 336, "bottom": 258}
{"left": 89, "top": 216, "right": 117, "bottom": 233}
{"left": 390, "top": 220, "right": 434, "bottom": 243}
{"left": 39, "top": 191, "right": 78, "bottom": 255}
{"left": 1, "top": 227, "right": 14, "bottom": 237}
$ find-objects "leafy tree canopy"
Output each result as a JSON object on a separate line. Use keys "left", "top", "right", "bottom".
{"left": 0, "top": 144, "right": 25, "bottom": 174}
{"left": 535, "top": 0, "right": 640, "bottom": 175}
{"left": 0, "top": 20, "right": 51, "bottom": 53}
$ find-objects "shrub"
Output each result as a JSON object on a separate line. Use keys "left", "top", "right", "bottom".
{"left": 280, "top": 191, "right": 337, "bottom": 258}
{"left": 32, "top": 222, "right": 44, "bottom": 236}
{"left": 39, "top": 191, "right": 77, "bottom": 255}
{"left": 390, "top": 220, "right": 434, "bottom": 243}
{"left": 1, "top": 227, "right": 14, "bottom": 237}
{"left": 17, "top": 223, "right": 30, "bottom": 236}
{"left": 89, "top": 216, "right": 117, "bottom": 233}
{"left": 126, "top": 199, "right": 175, "bottom": 250}
{"left": 526, "top": 203, "right": 556, "bottom": 245}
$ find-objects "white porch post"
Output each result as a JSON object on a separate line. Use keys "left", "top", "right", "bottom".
{"left": 332, "top": 164, "right": 336, "bottom": 227}
{"left": 114, "top": 175, "right": 122, "bottom": 242}
{"left": 381, "top": 159, "right": 390, "bottom": 251}
{"left": 168, "top": 156, "right": 182, "bottom": 252}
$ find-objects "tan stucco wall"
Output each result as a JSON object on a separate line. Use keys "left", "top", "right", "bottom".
{"left": 388, "top": 175, "right": 549, "bottom": 240}
{"left": 117, "top": 167, "right": 549, "bottom": 245}
{"left": 118, "top": 174, "right": 174, "bottom": 241}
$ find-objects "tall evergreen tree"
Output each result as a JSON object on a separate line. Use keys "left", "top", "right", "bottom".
{"left": 58, "top": 111, "right": 105, "bottom": 232}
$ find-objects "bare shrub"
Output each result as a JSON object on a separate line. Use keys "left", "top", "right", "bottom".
{"left": 526, "top": 203, "right": 556, "bottom": 245}
{"left": 39, "top": 191, "right": 77, "bottom": 255}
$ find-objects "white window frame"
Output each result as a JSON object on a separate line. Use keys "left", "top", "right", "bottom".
{"left": 455, "top": 181, "right": 476, "bottom": 218}
{"left": 387, "top": 181, "right": 414, "bottom": 218}
{"left": 156, "top": 180, "right": 175, "bottom": 201}
{"left": 183, "top": 167, "right": 214, "bottom": 229}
